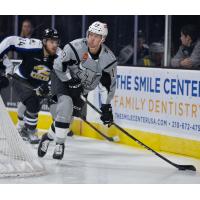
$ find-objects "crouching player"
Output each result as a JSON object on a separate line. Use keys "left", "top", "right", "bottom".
{"left": 38, "top": 21, "right": 117, "bottom": 159}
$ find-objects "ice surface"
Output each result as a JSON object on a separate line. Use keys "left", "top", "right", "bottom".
{"left": 0, "top": 136, "right": 199, "bottom": 183}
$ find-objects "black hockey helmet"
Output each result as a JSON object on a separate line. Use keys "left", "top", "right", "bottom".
{"left": 42, "top": 28, "right": 59, "bottom": 40}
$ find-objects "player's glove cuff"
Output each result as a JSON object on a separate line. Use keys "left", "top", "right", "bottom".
{"left": 35, "top": 84, "right": 50, "bottom": 96}
{"left": 66, "top": 78, "right": 83, "bottom": 98}
{"left": 100, "top": 104, "right": 113, "bottom": 125}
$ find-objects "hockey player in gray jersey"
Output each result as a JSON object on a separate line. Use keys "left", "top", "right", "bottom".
{"left": 38, "top": 21, "right": 117, "bottom": 160}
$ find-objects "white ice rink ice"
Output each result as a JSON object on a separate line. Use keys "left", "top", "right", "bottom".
{"left": 0, "top": 135, "right": 200, "bottom": 184}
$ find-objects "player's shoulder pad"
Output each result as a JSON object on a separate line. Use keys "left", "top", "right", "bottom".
{"left": 63, "top": 38, "right": 85, "bottom": 52}
{"left": 56, "top": 47, "right": 62, "bottom": 55}
{"left": 62, "top": 38, "right": 87, "bottom": 62}
{"left": 102, "top": 44, "right": 117, "bottom": 61}
{"left": 101, "top": 44, "right": 117, "bottom": 70}
{"left": 70, "top": 38, "right": 87, "bottom": 50}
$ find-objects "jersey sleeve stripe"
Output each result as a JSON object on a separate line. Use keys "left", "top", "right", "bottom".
{"left": 68, "top": 42, "right": 81, "bottom": 64}
{"left": 104, "top": 60, "right": 117, "bottom": 70}
{"left": 0, "top": 45, "right": 42, "bottom": 58}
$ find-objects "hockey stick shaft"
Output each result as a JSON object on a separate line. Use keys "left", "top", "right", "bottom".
{"left": 7, "top": 73, "right": 56, "bottom": 104}
{"left": 81, "top": 117, "right": 117, "bottom": 142}
{"left": 81, "top": 96, "right": 196, "bottom": 171}
{"left": 7, "top": 73, "right": 35, "bottom": 90}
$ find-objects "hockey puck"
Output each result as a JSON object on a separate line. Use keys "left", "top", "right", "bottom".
{"left": 113, "top": 136, "right": 120, "bottom": 142}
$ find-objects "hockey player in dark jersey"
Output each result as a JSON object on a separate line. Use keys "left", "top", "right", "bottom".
{"left": 38, "top": 21, "right": 117, "bottom": 160}
{"left": 0, "top": 28, "right": 60, "bottom": 144}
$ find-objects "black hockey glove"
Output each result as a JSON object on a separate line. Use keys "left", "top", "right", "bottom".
{"left": 0, "top": 75, "right": 9, "bottom": 91}
{"left": 35, "top": 84, "right": 50, "bottom": 97}
{"left": 100, "top": 104, "right": 113, "bottom": 126}
{"left": 66, "top": 78, "right": 83, "bottom": 98}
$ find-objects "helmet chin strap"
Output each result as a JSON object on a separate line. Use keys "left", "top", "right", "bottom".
{"left": 100, "top": 37, "right": 105, "bottom": 43}
{"left": 43, "top": 41, "right": 51, "bottom": 56}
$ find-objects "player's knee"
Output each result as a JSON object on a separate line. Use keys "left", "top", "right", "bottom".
{"left": 49, "top": 103, "right": 57, "bottom": 120}
{"left": 56, "top": 95, "right": 73, "bottom": 123}
{"left": 24, "top": 96, "right": 41, "bottom": 113}
{"left": 17, "top": 102, "right": 26, "bottom": 119}
{"left": 47, "top": 122, "right": 56, "bottom": 140}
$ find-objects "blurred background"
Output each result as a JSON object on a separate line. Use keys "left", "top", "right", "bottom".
{"left": 0, "top": 15, "right": 200, "bottom": 67}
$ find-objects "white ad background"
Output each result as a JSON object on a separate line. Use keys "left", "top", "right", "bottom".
{"left": 87, "top": 66, "right": 200, "bottom": 141}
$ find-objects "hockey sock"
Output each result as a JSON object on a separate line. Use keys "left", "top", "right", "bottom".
{"left": 54, "top": 121, "right": 70, "bottom": 144}
{"left": 24, "top": 111, "right": 38, "bottom": 130}
{"left": 47, "top": 122, "right": 56, "bottom": 140}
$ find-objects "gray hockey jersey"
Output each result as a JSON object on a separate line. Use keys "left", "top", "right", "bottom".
{"left": 53, "top": 38, "right": 117, "bottom": 104}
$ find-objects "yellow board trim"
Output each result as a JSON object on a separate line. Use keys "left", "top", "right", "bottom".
{"left": 9, "top": 111, "right": 200, "bottom": 159}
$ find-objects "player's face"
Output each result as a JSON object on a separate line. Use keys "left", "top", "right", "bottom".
{"left": 180, "top": 32, "right": 191, "bottom": 47}
{"left": 88, "top": 32, "right": 103, "bottom": 50}
{"left": 45, "top": 39, "right": 59, "bottom": 55}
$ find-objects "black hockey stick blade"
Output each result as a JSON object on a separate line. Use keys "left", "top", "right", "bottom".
{"left": 175, "top": 164, "right": 196, "bottom": 171}
{"left": 81, "top": 118, "right": 119, "bottom": 142}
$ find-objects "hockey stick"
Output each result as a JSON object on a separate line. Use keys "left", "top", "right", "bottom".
{"left": 7, "top": 73, "right": 56, "bottom": 104}
{"left": 81, "top": 96, "right": 196, "bottom": 172}
{"left": 7, "top": 73, "right": 35, "bottom": 90}
{"left": 81, "top": 117, "right": 119, "bottom": 142}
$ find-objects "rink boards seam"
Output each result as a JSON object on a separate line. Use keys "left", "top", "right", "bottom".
{"left": 8, "top": 110, "right": 200, "bottom": 159}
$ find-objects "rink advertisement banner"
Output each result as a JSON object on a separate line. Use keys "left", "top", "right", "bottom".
{"left": 87, "top": 66, "right": 200, "bottom": 139}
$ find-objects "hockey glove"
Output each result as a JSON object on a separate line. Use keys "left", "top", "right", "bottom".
{"left": 35, "top": 84, "right": 50, "bottom": 97}
{"left": 66, "top": 78, "right": 83, "bottom": 98}
{"left": 0, "top": 75, "right": 9, "bottom": 90}
{"left": 100, "top": 104, "right": 113, "bottom": 126}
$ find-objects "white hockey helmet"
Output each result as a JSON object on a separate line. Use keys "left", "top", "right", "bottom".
{"left": 87, "top": 21, "right": 108, "bottom": 40}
